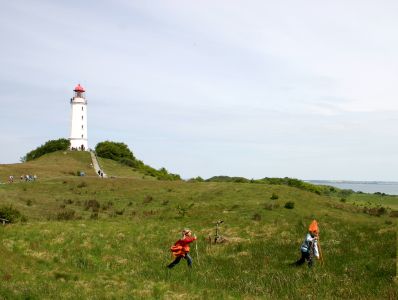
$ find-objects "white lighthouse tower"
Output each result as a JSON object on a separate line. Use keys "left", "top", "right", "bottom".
{"left": 69, "top": 84, "right": 88, "bottom": 151}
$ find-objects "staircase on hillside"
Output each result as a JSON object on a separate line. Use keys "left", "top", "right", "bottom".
{"left": 90, "top": 151, "right": 107, "bottom": 178}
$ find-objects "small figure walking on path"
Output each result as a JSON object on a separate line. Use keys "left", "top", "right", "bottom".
{"left": 293, "top": 221, "right": 320, "bottom": 268}
{"left": 167, "top": 229, "right": 197, "bottom": 269}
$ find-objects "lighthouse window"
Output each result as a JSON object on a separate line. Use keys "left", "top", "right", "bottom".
{"left": 81, "top": 134, "right": 84, "bottom": 138}
{"left": 81, "top": 125, "right": 84, "bottom": 129}
{"left": 82, "top": 107, "right": 84, "bottom": 111}
{"left": 81, "top": 116, "right": 83, "bottom": 120}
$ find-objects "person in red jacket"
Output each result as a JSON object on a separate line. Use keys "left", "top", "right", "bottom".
{"left": 167, "top": 229, "right": 197, "bottom": 268}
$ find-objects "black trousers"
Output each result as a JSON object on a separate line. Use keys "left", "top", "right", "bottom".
{"left": 295, "top": 251, "right": 313, "bottom": 267}
{"left": 167, "top": 253, "right": 193, "bottom": 268}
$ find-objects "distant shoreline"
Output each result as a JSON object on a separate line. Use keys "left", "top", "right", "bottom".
{"left": 306, "top": 180, "right": 398, "bottom": 195}
{"left": 306, "top": 180, "right": 398, "bottom": 185}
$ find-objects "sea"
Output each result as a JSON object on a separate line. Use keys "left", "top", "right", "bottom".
{"left": 307, "top": 180, "right": 398, "bottom": 195}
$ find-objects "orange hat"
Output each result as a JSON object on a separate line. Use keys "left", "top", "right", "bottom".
{"left": 308, "top": 220, "right": 319, "bottom": 234}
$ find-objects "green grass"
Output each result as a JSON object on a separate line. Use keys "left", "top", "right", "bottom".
{"left": 0, "top": 153, "right": 396, "bottom": 299}
{"left": 346, "top": 193, "right": 398, "bottom": 210}
{"left": 97, "top": 157, "right": 156, "bottom": 180}
{"left": 0, "top": 151, "right": 96, "bottom": 181}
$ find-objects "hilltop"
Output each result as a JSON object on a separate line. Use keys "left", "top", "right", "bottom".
{"left": 0, "top": 151, "right": 160, "bottom": 182}
{"left": 0, "top": 152, "right": 396, "bottom": 299}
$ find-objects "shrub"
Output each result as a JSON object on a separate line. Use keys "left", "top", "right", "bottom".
{"left": 77, "top": 182, "right": 87, "bottom": 188}
{"left": 176, "top": 203, "right": 194, "bottom": 217}
{"left": 26, "top": 199, "right": 33, "bottom": 206}
{"left": 119, "top": 158, "right": 139, "bottom": 168}
{"left": 115, "top": 209, "right": 125, "bottom": 215}
{"left": 95, "top": 141, "right": 135, "bottom": 161}
{"left": 23, "top": 138, "right": 70, "bottom": 161}
{"left": 252, "top": 213, "right": 262, "bottom": 221}
{"left": 340, "top": 198, "right": 347, "bottom": 203}
{"left": 188, "top": 176, "right": 204, "bottom": 182}
{"left": 143, "top": 195, "right": 153, "bottom": 204}
{"left": 389, "top": 210, "right": 398, "bottom": 218}
{"left": 284, "top": 201, "right": 295, "bottom": 209}
{"left": 143, "top": 210, "right": 156, "bottom": 217}
{"left": 363, "top": 206, "right": 387, "bottom": 217}
{"left": 101, "top": 201, "right": 114, "bottom": 211}
{"left": 264, "top": 203, "right": 280, "bottom": 210}
{"left": 270, "top": 193, "right": 279, "bottom": 200}
{"left": 85, "top": 199, "right": 100, "bottom": 212}
{"left": 56, "top": 209, "right": 76, "bottom": 220}
{"left": 0, "top": 206, "right": 24, "bottom": 223}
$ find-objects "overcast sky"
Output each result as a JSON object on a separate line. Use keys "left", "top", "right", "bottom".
{"left": 1, "top": 0, "right": 397, "bottom": 181}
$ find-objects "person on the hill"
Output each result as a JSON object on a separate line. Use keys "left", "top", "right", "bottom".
{"left": 294, "top": 229, "right": 319, "bottom": 268}
{"left": 167, "top": 229, "right": 197, "bottom": 269}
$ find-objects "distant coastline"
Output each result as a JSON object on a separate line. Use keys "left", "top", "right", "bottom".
{"left": 307, "top": 180, "right": 398, "bottom": 195}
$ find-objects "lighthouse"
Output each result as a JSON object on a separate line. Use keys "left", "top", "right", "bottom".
{"left": 69, "top": 84, "right": 88, "bottom": 151}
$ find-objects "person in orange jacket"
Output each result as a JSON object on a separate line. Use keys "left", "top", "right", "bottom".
{"left": 167, "top": 229, "right": 197, "bottom": 268}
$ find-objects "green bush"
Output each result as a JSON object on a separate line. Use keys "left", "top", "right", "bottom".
{"left": 264, "top": 203, "right": 280, "bottom": 210}
{"left": 95, "top": 141, "right": 135, "bottom": 161}
{"left": 363, "top": 206, "right": 387, "bottom": 217}
{"left": 284, "top": 201, "right": 295, "bottom": 209}
{"left": 252, "top": 213, "right": 262, "bottom": 221}
{"left": 23, "top": 138, "right": 70, "bottom": 161}
{"left": 188, "top": 176, "right": 204, "bottom": 182}
{"left": 270, "top": 193, "right": 279, "bottom": 200}
{"left": 143, "top": 195, "right": 153, "bottom": 204}
{"left": 389, "top": 210, "right": 398, "bottom": 218}
{"left": 0, "top": 205, "right": 24, "bottom": 223}
{"left": 206, "top": 176, "right": 249, "bottom": 183}
{"left": 119, "top": 158, "right": 139, "bottom": 168}
{"left": 77, "top": 182, "right": 88, "bottom": 188}
{"left": 85, "top": 200, "right": 100, "bottom": 212}
{"left": 56, "top": 209, "right": 76, "bottom": 220}
{"left": 95, "top": 141, "right": 181, "bottom": 181}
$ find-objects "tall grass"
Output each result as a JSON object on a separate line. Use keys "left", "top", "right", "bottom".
{"left": 0, "top": 156, "right": 396, "bottom": 299}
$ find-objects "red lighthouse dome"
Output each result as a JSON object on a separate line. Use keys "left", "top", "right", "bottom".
{"left": 74, "top": 84, "right": 85, "bottom": 92}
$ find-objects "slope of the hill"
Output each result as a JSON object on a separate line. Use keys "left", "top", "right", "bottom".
{"left": 0, "top": 153, "right": 397, "bottom": 298}
{"left": 0, "top": 151, "right": 95, "bottom": 181}
{"left": 0, "top": 171, "right": 396, "bottom": 299}
{"left": 96, "top": 156, "right": 156, "bottom": 180}
{"left": 0, "top": 151, "right": 156, "bottom": 183}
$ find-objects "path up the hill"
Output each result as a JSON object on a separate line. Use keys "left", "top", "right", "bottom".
{"left": 90, "top": 151, "right": 107, "bottom": 178}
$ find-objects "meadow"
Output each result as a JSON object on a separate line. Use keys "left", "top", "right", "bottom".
{"left": 0, "top": 152, "right": 396, "bottom": 299}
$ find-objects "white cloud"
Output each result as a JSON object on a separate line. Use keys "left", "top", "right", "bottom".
{"left": 0, "top": 0, "right": 397, "bottom": 180}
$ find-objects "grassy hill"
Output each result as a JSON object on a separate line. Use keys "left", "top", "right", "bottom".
{"left": 0, "top": 153, "right": 396, "bottom": 299}
{"left": 0, "top": 151, "right": 155, "bottom": 182}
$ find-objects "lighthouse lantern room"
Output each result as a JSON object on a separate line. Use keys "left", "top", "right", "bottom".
{"left": 69, "top": 84, "right": 88, "bottom": 151}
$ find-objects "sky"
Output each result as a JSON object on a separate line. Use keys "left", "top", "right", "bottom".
{"left": 0, "top": 0, "right": 397, "bottom": 181}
